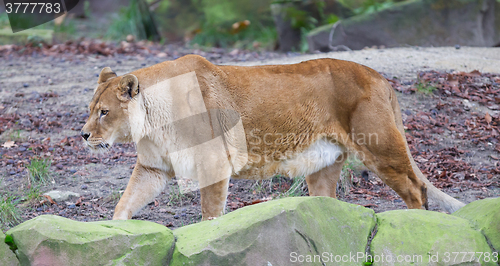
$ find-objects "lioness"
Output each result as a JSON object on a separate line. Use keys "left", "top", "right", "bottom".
{"left": 82, "top": 55, "right": 465, "bottom": 220}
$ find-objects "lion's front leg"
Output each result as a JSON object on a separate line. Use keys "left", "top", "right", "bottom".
{"left": 200, "top": 178, "right": 229, "bottom": 220}
{"left": 113, "top": 163, "right": 168, "bottom": 220}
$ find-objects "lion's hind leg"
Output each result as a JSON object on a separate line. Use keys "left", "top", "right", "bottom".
{"left": 349, "top": 99, "right": 428, "bottom": 210}
{"left": 306, "top": 152, "right": 348, "bottom": 198}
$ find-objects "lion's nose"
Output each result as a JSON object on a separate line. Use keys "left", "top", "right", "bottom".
{"left": 81, "top": 131, "right": 91, "bottom": 141}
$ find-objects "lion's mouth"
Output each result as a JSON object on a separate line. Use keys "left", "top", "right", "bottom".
{"left": 85, "top": 139, "right": 111, "bottom": 152}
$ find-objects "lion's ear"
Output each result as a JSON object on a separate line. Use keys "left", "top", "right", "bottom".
{"left": 98, "top": 67, "right": 117, "bottom": 84}
{"left": 117, "top": 74, "right": 139, "bottom": 101}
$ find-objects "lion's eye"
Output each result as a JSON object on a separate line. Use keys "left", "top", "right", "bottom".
{"left": 100, "top": 110, "right": 109, "bottom": 116}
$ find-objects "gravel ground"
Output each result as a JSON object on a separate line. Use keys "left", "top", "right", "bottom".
{"left": 1, "top": 46, "right": 499, "bottom": 230}
{"left": 232, "top": 46, "right": 500, "bottom": 80}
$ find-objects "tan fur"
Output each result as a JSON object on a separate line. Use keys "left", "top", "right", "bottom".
{"left": 82, "top": 55, "right": 465, "bottom": 221}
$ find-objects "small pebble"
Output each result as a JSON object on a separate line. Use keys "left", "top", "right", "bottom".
{"left": 7, "top": 159, "right": 14, "bottom": 164}
{"left": 9, "top": 171, "right": 16, "bottom": 175}
{"left": 36, "top": 207, "right": 43, "bottom": 212}
{"left": 68, "top": 204, "right": 76, "bottom": 209}
{"left": 81, "top": 185, "right": 88, "bottom": 190}
{"left": 455, "top": 45, "right": 461, "bottom": 49}
{"left": 48, "top": 147, "right": 54, "bottom": 151}
{"left": 70, "top": 169, "right": 77, "bottom": 174}
{"left": 23, "top": 83, "right": 29, "bottom": 88}
{"left": 19, "top": 147, "right": 27, "bottom": 152}
{"left": 181, "top": 208, "right": 187, "bottom": 212}
{"left": 181, "top": 213, "right": 187, "bottom": 217}
{"left": 56, "top": 164, "right": 64, "bottom": 169}
{"left": 173, "top": 214, "right": 180, "bottom": 219}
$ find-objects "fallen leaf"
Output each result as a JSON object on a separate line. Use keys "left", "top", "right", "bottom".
{"left": 43, "top": 195, "right": 58, "bottom": 206}
{"left": 485, "top": 113, "right": 492, "bottom": 125}
{"left": 75, "top": 196, "right": 84, "bottom": 206}
{"left": 2, "top": 141, "right": 16, "bottom": 148}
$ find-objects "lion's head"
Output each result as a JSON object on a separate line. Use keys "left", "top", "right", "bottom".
{"left": 81, "top": 67, "right": 139, "bottom": 152}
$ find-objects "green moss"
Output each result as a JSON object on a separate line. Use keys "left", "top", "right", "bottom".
{"left": 0, "top": 231, "right": 19, "bottom": 266}
{"left": 172, "top": 197, "right": 376, "bottom": 266}
{"left": 372, "top": 209, "right": 496, "bottom": 265}
{"left": 7, "top": 215, "right": 174, "bottom": 266}
{"left": 453, "top": 198, "right": 500, "bottom": 252}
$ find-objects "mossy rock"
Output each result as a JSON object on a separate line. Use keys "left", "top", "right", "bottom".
{"left": 453, "top": 197, "right": 500, "bottom": 252}
{"left": 371, "top": 209, "right": 496, "bottom": 265}
{"left": 6, "top": 215, "right": 174, "bottom": 266}
{"left": 307, "top": 0, "right": 499, "bottom": 51}
{"left": 171, "top": 196, "right": 376, "bottom": 266}
{"left": 0, "top": 230, "right": 19, "bottom": 266}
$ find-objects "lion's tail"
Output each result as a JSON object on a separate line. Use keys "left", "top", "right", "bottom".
{"left": 389, "top": 85, "right": 466, "bottom": 213}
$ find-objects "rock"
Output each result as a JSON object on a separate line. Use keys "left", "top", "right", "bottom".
{"left": 463, "top": 99, "right": 472, "bottom": 111}
{"left": 6, "top": 215, "right": 174, "bottom": 266}
{"left": 0, "top": 231, "right": 19, "bottom": 266}
{"left": 172, "top": 197, "right": 376, "bottom": 266}
{"left": 453, "top": 197, "right": 500, "bottom": 252}
{"left": 371, "top": 209, "right": 495, "bottom": 265}
{"left": 20, "top": 118, "right": 32, "bottom": 127}
{"left": 307, "top": 0, "right": 500, "bottom": 52}
{"left": 43, "top": 190, "right": 80, "bottom": 202}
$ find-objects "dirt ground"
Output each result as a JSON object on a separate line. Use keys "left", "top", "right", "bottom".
{"left": 1, "top": 46, "right": 499, "bottom": 231}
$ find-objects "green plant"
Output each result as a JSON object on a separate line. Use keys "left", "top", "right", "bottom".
{"left": 26, "top": 157, "right": 52, "bottom": 186}
{"left": 285, "top": 6, "right": 317, "bottom": 30}
{"left": 104, "top": 190, "right": 122, "bottom": 204}
{"left": 167, "top": 183, "right": 190, "bottom": 206}
{"left": 339, "top": 156, "right": 365, "bottom": 196}
{"left": 0, "top": 194, "right": 21, "bottom": 230}
{"left": 25, "top": 186, "right": 42, "bottom": 203}
{"left": 83, "top": 0, "right": 91, "bottom": 18}
{"left": 278, "top": 176, "right": 307, "bottom": 198}
{"left": 353, "top": 0, "right": 395, "bottom": 15}
{"left": 7, "top": 129, "right": 23, "bottom": 141}
{"left": 107, "top": 0, "right": 160, "bottom": 41}
{"left": 53, "top": 19, "right": 76, "bottom": 36}
{"left": 415, "top": 82, "right": 437, "bottom": 95}
{"left": 190, "top": 22, "right": 277, "bottom": 50}
{"left": 107, "top": 1, "right": 141, "bottom": 40}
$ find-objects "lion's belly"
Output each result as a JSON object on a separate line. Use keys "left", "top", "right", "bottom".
{"left": 233, "top": 138, "right": 344, "bottom": 180}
